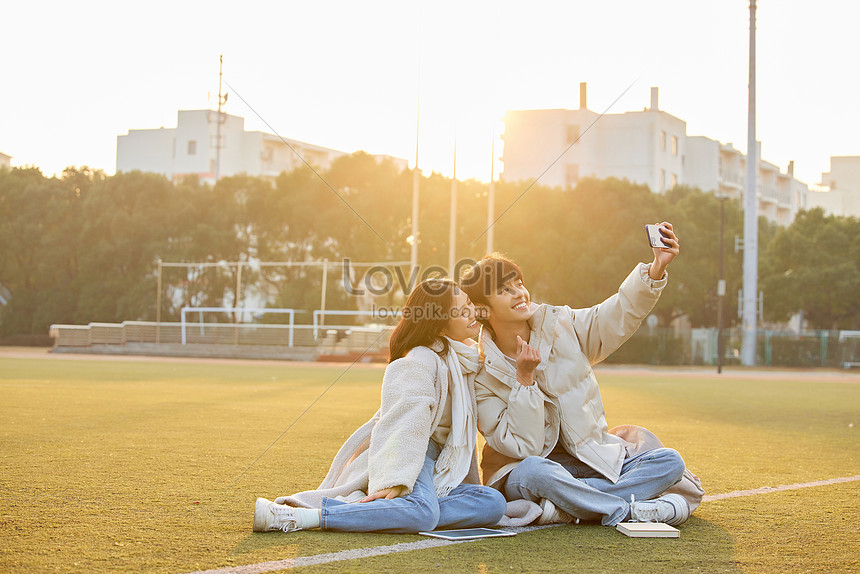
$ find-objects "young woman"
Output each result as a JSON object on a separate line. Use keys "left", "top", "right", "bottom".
{"left": 253, "top": 278, "right": 508, "bottom": 534}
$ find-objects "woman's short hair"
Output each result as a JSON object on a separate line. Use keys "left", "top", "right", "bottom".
{"left": 388, "top": 278, "right": 457, "bottom": 362}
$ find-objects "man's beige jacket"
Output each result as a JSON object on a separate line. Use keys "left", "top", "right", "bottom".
{"left": 476, "top": 263, "right": 667, "bottom": 487}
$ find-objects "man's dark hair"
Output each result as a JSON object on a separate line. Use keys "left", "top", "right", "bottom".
{"left": 459, "top": 253, "right": 523, "bottom": 339}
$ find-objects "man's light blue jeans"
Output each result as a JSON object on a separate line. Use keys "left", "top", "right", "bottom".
{"left": 320, "top": 442, "right": 507, "bottom": 533}
{"left": 503, "top": 446, "right": 685, "bottom": 526}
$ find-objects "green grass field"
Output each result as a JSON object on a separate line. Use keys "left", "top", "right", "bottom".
{"left": 1, "top": 351, "right": 858, "bottom": 573}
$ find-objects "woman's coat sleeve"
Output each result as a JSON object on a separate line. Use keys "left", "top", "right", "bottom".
{"left": 367, "top": 355, "right": 438, "bottom": 495}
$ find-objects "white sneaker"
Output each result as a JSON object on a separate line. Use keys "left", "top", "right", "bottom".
{"left": 537, "top": 498, "right": 576, "bottom": 525}
{"left": 253, "top": 498, "right": 304, "bottom": 533}
{"left": 629, "top": 493, "right": 690, "bottom": 526}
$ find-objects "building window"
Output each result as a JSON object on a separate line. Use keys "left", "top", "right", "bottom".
{"left": 187, "top": 140, "right": 197, "bottom": 155}
{"left": 670, "top": 173, "right": 677, "bottom": 188}
{"left": 566, "top": 125, "right": 580, "bottom": 145}
{"left": 671, "top": 136, "right": 678, "bottom": 156}
{"left": 565, "top": 164, "right": 579, "bottom": 188}
{"left": 660, "top": 131, "right": 666, "bottom": 151}
{"left": 660, "top": 169, "right": 666, "bottom": 191}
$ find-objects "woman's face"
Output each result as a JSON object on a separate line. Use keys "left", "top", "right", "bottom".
{"left": 485, "top": 277, "right": 533, "bottom": 324}
{"left": 442, "top": 288, "right": 480, "bottom": 341}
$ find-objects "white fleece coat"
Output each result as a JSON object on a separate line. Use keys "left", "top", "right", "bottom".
{"left": 275, "top": 346, "right": 480, "bottom": 509}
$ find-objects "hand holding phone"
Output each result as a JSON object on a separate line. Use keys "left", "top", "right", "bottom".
{"left": 645, "top": 224, "right": 670, "bottom": 249}
{"left": 645, "top": 222, "right": 679, "bottom": 280}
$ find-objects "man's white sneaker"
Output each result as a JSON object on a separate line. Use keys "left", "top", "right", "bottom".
{"left": 253, "top": 498, "right": 304, "bottom": 533}
{"left": 629, "top": 493, "right": 690, "bottom": 526}
{"left": 537, "top": 498, "right": 577, "bottom": 525}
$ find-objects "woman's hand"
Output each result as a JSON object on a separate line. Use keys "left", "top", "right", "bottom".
{"left": 515, "top": 335, "right": 541, "bottom": 387}
{"left": 650, "top": 221, "right": 680, "bottom": 280}
{"left": 360, "top": 485, "right": 407, "bottom": 503}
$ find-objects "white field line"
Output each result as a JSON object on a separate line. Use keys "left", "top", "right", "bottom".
{"left": 187, "top": 538, "right": 466, "bottom": 574}
{"left": 702, "top": 474, "right": 860, "bottom": 502}
{"left": 187, "top": 525, "right": 553, "bottom": 574}
{"left": 185, "top": 476, "right": 860, "bottom": 574}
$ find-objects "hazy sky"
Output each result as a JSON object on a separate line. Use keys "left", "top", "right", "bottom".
{"left": 2, "top": 0, "right": 858, "bottom": 187}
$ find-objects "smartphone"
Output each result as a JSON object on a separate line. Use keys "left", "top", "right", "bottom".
{"left": 645, "top": 224, "right": 670, "bottom": 249}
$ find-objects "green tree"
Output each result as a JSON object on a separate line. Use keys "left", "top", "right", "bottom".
{"left": 761, "top": 209, "right": 860, "bottom": 329}
{"left": 479, "top": 177, "right": 665, "bottom": 316}
{"left": 72, "top": 170, "right": 188, "bottom": 323}
{"left": 0, "top": 167, "right": 90, "bottom": 334}
{"left": 5, "top": 158, "right": 859, "bottom": 340}
{"left": 655, "top": 186, "right": 746, "bottom": 328}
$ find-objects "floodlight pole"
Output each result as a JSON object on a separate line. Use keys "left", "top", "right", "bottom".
{"left": 411, "top": 168, "right": 420, "bottom": 277}
{"left": 448, "top": 128, "right": 458, "bottom": 276}
{"left": 741, "top": 0, "right": 758, "bottom": 366}
{"left": 717, "top": 196, "right": 726, "bottom": 373}
{"left": 410, "top": 50, "right": 422, "bottom": 278}
{"left": 487, "top": 122, "right": 496, "bottom": 254}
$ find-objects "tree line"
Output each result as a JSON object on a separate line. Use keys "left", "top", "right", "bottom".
{"left": 1, "top": 152, "right": 859, "bottom": 337}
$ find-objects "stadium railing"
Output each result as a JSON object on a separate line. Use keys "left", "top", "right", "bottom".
{"left": 47, "top": 321, "right": 860, "bottom": 368}
{"left": 49, "top": 321, "right": 395, "bottom": 356}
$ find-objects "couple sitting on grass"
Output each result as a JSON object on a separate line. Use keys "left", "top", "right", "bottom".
{"left": 254, "top": 222, "right": 703, "bottom": 534}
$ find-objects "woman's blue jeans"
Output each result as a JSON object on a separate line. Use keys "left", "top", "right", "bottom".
{"left": 320, "top": 443, "right": 507, "bottom": 533}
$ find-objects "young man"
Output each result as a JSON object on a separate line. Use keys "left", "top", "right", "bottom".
{"left": 460, "top": 222, "right": 693, "bottom": 527}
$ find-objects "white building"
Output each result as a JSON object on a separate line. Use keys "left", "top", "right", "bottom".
{"left": 806, "top": 156, "right": 860, "bottom": 218}
{"left": 0, "top": 151, "right": 11, "bottom": 169}
{"left": 117, "top": 110, "right": 407, "bottom": 183}
{"left": 500, "top": 84, "right": 809, "bottom": 225}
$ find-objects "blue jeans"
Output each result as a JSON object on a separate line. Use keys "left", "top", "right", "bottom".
{"left": 503, "top": 446, "right": 685, "bottom": 526}
{"left": 320, "top": 442, "right": 507, "bottom": 533}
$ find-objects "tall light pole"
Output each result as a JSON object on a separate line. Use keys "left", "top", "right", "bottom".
{"left": 717, "top": 195, "right": 727, "bottom": 373}
{"left": 741, "top": 0, "right": 758, "bottom": 366}
{"left": 487, "top": 121, "right": 496, "bottom": 254}
{"left": 448, "top": 128, "right": 458, "bottom": 276}
{"left": 409, "top": 63, "right": 421, "bottom": 277}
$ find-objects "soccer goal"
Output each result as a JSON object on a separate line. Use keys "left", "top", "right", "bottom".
{"left": 180, "top": 307, "right": 296, "bottom": 346}
{"left": 839, "top": 331, "right": 860, "bottom": 369}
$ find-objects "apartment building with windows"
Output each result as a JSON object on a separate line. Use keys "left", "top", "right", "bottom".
{"left": 117, "top": 110, "right": 407, "bottom": 183}
{"left": 807, "top": 156, "right": 860, "bottom": 218}
{"left": 500, "top": 84, "right": 809, "bottom": 225}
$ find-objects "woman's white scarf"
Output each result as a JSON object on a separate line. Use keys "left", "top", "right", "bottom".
{"left": 433, "top": 337, "right": 479, "bottom": 497}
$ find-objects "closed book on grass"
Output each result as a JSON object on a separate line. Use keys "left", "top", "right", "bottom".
{"left": 615, "top": 522, "right": 680, "bottom": 538}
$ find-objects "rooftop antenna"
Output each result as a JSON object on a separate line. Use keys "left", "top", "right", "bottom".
{"left": 215, "top": 55, "right": 228, "bottom": 182}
